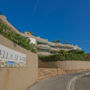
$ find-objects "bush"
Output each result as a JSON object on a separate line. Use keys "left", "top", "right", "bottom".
{"left": 0, "top": 19, "right": 37, "bottom": 53}
{"left": 39, "top": 50, "right": 86, "bottom": 62}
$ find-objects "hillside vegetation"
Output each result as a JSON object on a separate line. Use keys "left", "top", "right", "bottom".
{"left": 0, "top": 19, "right": 37, "bottom": 53}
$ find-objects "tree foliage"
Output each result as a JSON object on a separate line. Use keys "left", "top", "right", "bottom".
{"left": 27, "top": 31, "right": 34, "bottom": 35}
{"left": 0, "top": 11, "right": 2, "bottom": 15}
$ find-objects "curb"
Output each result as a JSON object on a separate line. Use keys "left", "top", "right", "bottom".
{"left": 67, "top": 72, "right": 90, "bottom": 90}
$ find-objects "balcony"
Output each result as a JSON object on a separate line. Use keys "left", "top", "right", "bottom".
{"left": 49, "top": 47, "right": 59, "bottom": 52}
{"left": 38, "top": 45, "right": 50, "bottom": 50}
{"left": 37, "top": 40, "right": 48, "bottom": 44}
{"left": 56, "top": 43, "right": 63, "bottom": 47}
{"left": 38, "top": 52, "right": 52, "bottom": 56}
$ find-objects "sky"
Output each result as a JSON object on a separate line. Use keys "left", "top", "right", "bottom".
{"left": 0, "top": 0, "right": 90, "bottom": 53}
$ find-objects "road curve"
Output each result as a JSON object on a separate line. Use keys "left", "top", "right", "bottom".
{"left": 75, "top": 75, "right": 90, "bottom": 90}
{"left": 27, "top": 71, "right": 90, "bottom": 90}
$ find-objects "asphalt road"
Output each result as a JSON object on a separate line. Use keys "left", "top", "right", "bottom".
{"left": 27, "top": 71, "right": 90, "bottom": 90}
{"left": 75, "top": 75, "right": 90, "bottom": 90}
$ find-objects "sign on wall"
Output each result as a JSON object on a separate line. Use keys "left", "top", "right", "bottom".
{"left": 0, "top": 44, "right": 26, "bottom": 68}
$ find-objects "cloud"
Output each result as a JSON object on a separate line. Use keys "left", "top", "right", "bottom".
{"left": 33, "top": 0, "right": 39, "bottom": 14}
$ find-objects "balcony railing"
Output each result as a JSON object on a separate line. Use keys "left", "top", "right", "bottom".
{"left": 38, "top": 46, "right": 50, "bottom": 50}
{"left": 37, "top": 40, "right": 48, "bottom": 44}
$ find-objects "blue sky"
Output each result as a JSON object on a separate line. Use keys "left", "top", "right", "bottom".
{"left": 0, "top": 0, "right": 90, "bottom": 52}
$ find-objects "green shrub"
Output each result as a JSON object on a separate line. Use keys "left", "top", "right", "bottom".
{"left": 26, "top": 31, "right": 34, "bottom": 35}
{"left": 0, "top": 19, "right": 37, "bottom": 53}
{"left": 39, "top": 50, "right": 86, "bottom": 62}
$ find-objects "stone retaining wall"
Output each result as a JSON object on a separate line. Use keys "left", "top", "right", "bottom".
{"left": 39, "top": 60, "right": 90, "bottom": 70}
{"left": 56, "top": 61, "right": 90, "bottom": 70}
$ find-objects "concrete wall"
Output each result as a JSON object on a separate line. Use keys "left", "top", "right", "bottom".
{"left": 0, "top": 34, "right": 38, "bottom": 90}
{"left": 39, "top": 60, "right": 90, "bottom": 70}
{"left": 55, "top": 61, "right": 90, "bottom": 70}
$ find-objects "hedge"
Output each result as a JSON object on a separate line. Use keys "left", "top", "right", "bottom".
{"left": 39, "top": 50, "right": 87, "bottom": 62}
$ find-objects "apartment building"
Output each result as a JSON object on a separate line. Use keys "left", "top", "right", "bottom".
{"left": 36, "top": 36, "right": 81, "bottom": 55}
{"left": 24, "top": 31, "right": 81, "bottom": 55}
{"left": 0, "top": 15, "right": 81, "bottom": 56}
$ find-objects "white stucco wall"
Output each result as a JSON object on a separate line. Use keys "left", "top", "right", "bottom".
{"left": 30, "top": 38, "right": 36, "bottom": 44}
